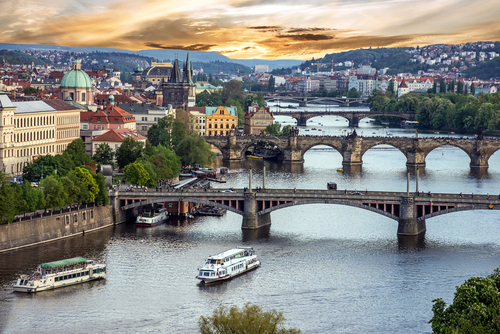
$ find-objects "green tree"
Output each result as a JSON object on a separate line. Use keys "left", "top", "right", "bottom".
{"left": 23, "top": 154, "right": 58, "bottom": 182}
{"left": 23, "top": 86, "right": 37, "bottom": 95}
{"left": 432, "top": 81, "right": 437, "bottom": 94}
{"left": 268, "top": 75, "right": 276, "bottom": 92}
{"left": 42, "top": 175, "right": 67, "bottom": 210}
{"left": 115, "top": 137, "right": 144, "bottom": 170}
{"left": 222, "top": 80, "right": 243, "bottom": 103}
{"left": 470, "top": 82, "right": 476, "bottom": 96}
{"left": 199, "top": 303, "right": 301, "bottom": 334}
{"left": 347, "top": 87, "right": 361, "bottom": 98}
{"left": 148, "top": 115, "right": 175, "bottom": 148}
{"left": 456, "top": 81, "right": 463, "bottom": 95}
{"left": 60, "top": 174, "right": 85, "bottom": 205}
{"left": 387, "top": 80, "right": 395, "bottom": 97}
{"left": 263, "top": 121, "right": 282, "bottom": 135}
{"left": 93, "top": 143, "right": 115, "bottom": 169}
{"left": 93, "top": 173, "right": 109, "bottom": 206}
{"left": 175, "top": 134, "right": 215, "bottom": 166}
{"left": 69, "top": 167, "right": 99, "bottom": 203}
{"left": 281, "top": 124, "right": 292, "bottom": 136}
{"left": 124, "top": 162, "right": 150, "bottom": 186}
{"left": 18, "top": 183, "right": 45, "bottom": 214}
{"left": 141, "top": 144, "right": 181, "bottom": 181}
{"left": 65, "top": 138, "right": 91, "bottom": 166}
{"left": 0, "top": 173, "right": 20, "bottom": 223}
{"left": 440, "top": 80, "right": 447, "bottom": 94}
{"left": 429, "top": 267, "right": 500, "bottom": 334}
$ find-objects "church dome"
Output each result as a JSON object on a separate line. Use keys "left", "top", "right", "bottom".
{"left": 60, "top": 59, "right": 93, "bottom": 89}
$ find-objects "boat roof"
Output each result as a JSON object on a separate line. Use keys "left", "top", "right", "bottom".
{"left": 208, "top": 247, "right": 253, "bottom": 260}
{"left": 39, "top": 257, "right": 87, "bottom": 268}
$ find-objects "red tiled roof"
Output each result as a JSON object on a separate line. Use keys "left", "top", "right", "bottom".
{"left": 91, "top": 128, "right": 146, "bottom": 142}
{"left": 187, "top": 107, "right": 206, "bottom": 114}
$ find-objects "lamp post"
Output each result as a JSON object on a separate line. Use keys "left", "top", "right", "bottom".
{"left": 248, "top": 164, "right": 252, "bottom": 192}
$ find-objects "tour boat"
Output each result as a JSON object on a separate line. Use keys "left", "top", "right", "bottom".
{"left": 136, "top": 204, "right": 168, "bottom": 227}
{"left": 196, "top": 247, "right": 260, "bottom": 284}
{"left": 13, "top": 257, "right": 106, "bottom": 293}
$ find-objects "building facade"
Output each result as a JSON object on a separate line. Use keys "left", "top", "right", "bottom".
{"left": 0, "top": 92, "right": 80, "bottom": 176}
{"left": 59, "top": 59, "right": 94, "bottom": 106}
{"left": 244, "top": 104, "right": 274, "bottom": 135}
{"left": 159, "top": 54, "right": 196, "bottom": 110}
{"left": 205, "top": 106, "right": 237, "bottom": 136}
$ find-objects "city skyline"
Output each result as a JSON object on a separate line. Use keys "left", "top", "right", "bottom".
{"left": 1, "top": 0, "right": 500, "bottom": 60}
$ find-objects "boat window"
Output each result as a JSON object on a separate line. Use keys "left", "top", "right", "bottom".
{"left": 85, "top": 271, "right": 89, "bottom": 276}
{"left": 204, "top": 272, "right": 209, "bottom": 277}
{"left": 63, "top": 275, "right": 67, "bottom": 280}
{"left": 96, "top": 269, "right": 100, "bottom": 274}
{"left": 103, "top": 267, "right": 106, "bottom": 272}
{"left": 210, "top": 260, "right": 216, "bottom": 264}
{"left": 77, "top": 273, "right": 80, "bottom": 277}
{"left": 55, "top": 277, "right": 58, "bottom": 282}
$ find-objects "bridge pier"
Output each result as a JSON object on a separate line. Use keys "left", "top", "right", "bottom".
{"left": 397, "top": 197, "right": 426, "bottom": 236}
{"left": 405, "top": 148, "right": 426, "bottom": 169}
{"left": 341, "top": 135, "right": 362, "bottom": 168}
{"left": 242, "top": 192, "right": 271, "bottom": 229}
{"left": 297, "top": 114, "right": 308, "bottom": 126}
{"left": 348, "top": 116, "right": 359, "bottom": 127}
{"left": 299, "top": 101, "right": 307, "bottom": 107}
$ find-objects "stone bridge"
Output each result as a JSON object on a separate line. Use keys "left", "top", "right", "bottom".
{"left": 109, "top": 188, "right": 500, "bottom": 236}
{"left": 272, "top": 110, "right": 416, "bottom": 127}
{"left": 205, "top": 133, "right": 500, "bottom": 169}
{"left": 264, "top": 95, "right": 367, "bottom": 107}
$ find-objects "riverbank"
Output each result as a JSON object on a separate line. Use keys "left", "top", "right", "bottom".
{"left": 0, "top": 204, "right": 114, "bottom": 253}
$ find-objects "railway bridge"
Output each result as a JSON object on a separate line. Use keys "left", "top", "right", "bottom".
{"left": 264, "top": 95, "right": 367, "bottom": 107}
{"left": 110, "top": 188, "right": 500, "bottom": 236}
{"left": 205, "top": 133, "right": 500, "bottom": 169}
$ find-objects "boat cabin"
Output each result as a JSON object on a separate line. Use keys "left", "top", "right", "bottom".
{"left": 327, "top": 182, "right": 337, "bottom": 190}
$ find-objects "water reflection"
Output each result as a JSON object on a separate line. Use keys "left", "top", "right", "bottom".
{"left": 397, "top": 234, "right": 427, "bottom": 251}
{"left": 241, "top": 225, "right": 271, "bottom": 242}
{"left": 469, "top": 167, "right": 489, "bottom": 179}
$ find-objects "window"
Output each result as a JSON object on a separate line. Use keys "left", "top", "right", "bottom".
{"left": 65, "top": 215, "right": 70, "bottom": 225}
{"left": 83, "top": 212, "right": 86, "bottom": 221}
{"left": 90, "top": 210, "right": 93, "bottom": 219}
{"left": 74, "top": 214, "right": 78, "bottom": 223}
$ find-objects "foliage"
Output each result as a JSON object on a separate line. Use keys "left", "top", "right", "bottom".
{"left": 347, "top": 87, "right": 361, "bottom": 98}
{"left": 464, "top": 57, "right": 500, "bottom": 80}
{"left": 429, "top": 267, "right": 500, "bottom": 333}
{"left": 268, "top": 75, "right": 276, "bottom": 92}
{"left": 124, "top": 162, "right": 150, "bottom": 186}
{"left": 281, "top": 124, "right": 293, "bottom": 136}
{"left": 41, "top": 175, "right": 67, "bottom": 210}
{"left": 175, "top": 134, "right": 215, "bottom": 167}
{"left": 93, "top": 173, "right": 109, "bottom": 206}
{"left": 263, "top": 121, "right": 282, "bottom": 135}
{"left": 140, "top": 144, "right": 181, "bottom": 181}
{"left": 0, "top": 173, "right": 20, "bottom": 224}
{"left": 23, "top": 87, "right": 37, "bottom": 95}
{"left": 198, "top": 303, "right": 301, "bottom": 334}
{"left": 18, "top": 183, "right": 45, "bottom": 214}
{"left": 147, "top": 115, "right": 175, "bottom": 147}
{"left": 65, "top": 138, "right": 91, "bottom": 166}
{"left": 93, "top": 143, "right": 115, "bottom": 169}
{"left": 68, "top": 167, "right": 99, "bottom": 203}
{"left": 115, "top": 137, "right": 144, "bottom": 170}
{"left": 196, "top": 90, "right": 224, "bottom": 107}
{"left": 23, "top": 154, "right": 58, "bottom": 182}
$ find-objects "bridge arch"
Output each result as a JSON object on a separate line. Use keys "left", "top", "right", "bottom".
{"left": 257, "top": 199, "right": 398, "bottom": 221}
{"left": 360, "top": 143, "right": 408, "bottom": 161}
{"left": 300, "top": 143, "right": 343, "bottom": 161}
{"left": 417, "top": 204, "right": 499, "bottom": 222}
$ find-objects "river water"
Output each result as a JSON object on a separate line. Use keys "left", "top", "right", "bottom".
{"left": 1, "top": 112, "right": 500, "bottom": 334}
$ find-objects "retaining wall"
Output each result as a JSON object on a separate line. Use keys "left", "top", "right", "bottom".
{"left": 0, "top": 205, "right": 114, "bottom": 253}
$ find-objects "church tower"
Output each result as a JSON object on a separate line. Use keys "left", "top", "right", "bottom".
{"left": 160, "top": 53, "right": 196, "bottom": 110}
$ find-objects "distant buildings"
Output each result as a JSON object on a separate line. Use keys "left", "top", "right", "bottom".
{"left": 244, "top": 104, "right": 274, "bottom": 135}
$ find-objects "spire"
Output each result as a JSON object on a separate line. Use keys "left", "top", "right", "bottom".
{"left": 169, "top": 57, "right": 182, "bottom": 83}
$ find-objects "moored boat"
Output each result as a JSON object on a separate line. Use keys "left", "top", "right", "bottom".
{"left": 136, "top": 203, "right": 168, "bottom": 227}
{"left": 196, "top": 247, "right": 260, "bottom": 284}
{"left": 13, "top": 257, "right": 106, "bottom": 293}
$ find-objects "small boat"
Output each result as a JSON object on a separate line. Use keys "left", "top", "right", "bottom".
{"left": 312, "top": 128, "right": 317, "bottom": 130}
{"left": 305, "top": 129, "right": 310, "bottom": 131}
{"left": 247, "top": 155, "right": 263, "bottom": 159}
{"left": 13, "top": 257, "right": 106, "bottom": 293}
{"left": 196, "top": 247, "right": 260, "bottom": 284}
{"left": 318, "top": 129, "right": 322, "bottom": 131}
{"left": 337, "top": 168, "right": 343, "bottom": 172}
{"left": 136, "top": 203, "right": 168, "bottom": 227}
{"left": 336, "top": 119, "right": 339, "bottom": 121}
{"left": 198, "top": 206, "right": 227, "bottom": 216}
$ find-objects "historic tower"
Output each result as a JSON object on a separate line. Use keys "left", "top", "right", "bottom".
{"left": 160, "top": 53, "right": 196, "bottom": 110}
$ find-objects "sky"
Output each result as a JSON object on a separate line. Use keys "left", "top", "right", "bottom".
{"left": 1, "top": 0, "right": 499, "bottom": 60}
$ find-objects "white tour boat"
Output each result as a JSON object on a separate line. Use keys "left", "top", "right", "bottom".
{"left": 13, "top": 257, "right": 106, "bottom": 293}
{"left": 136, "top": 203, "right": 169, "bottom": 227}
{"left": 196, "top": 246, "right": 260, "bottom": 284}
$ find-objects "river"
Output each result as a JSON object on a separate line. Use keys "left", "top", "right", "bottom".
{"left": 1, "top": 120, "right": 500, "bottom": 333}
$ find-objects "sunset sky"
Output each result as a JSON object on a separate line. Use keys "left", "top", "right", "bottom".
{"left": 1, "top": 0, "right": 499, "bottom": 60}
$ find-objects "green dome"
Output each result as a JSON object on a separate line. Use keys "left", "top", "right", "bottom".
{"left": 60, "top": 69, "right": 93, "bottom": 89}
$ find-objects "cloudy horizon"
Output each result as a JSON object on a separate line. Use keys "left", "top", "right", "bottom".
{"left": 1, "top": 0, "right": 499, "bottom": 60}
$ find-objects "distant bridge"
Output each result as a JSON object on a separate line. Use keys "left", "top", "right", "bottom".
{"left": 205, "top": 133, "right": 500, "bottom": 170}
{"left": 264, "top": 95, "right": 367, "bottom": 107}
{"left": 110, "top": 188, "right": 500, "bottom": 236}
{"left": 272, "top": 110, "right": 416, "bottom": 127}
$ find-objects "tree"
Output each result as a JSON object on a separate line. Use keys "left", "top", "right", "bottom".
{"left": 222, "top": 80, "right": 243, "bottom": 103}
{"left": 124, "top": 162, "right": 150, "bottom": 186}
{"left": 471, "top": 82, "right": 476, "bottom": 96}
{"left": 65, "top": 139, "right": 91, "bottom": 166}
{"left": 387, "top": 79, "right": 395, "bottom": 97}
{"left": 93, "top": 173, "right": 109, "bottom": 206}
{"left": 456, "top": 81, "right": 463, "bottom": 95}
{"left": 0, "top": 173, "right": 19, "bottom": 223}
{"left": 41, "top": 175, "right": 67, "bottom": 210}
{"left": 263, "top": 121, "right": 282, "bottom": 135}
{"left": 69, "top": 167, "right": 99, "bottom": 203}
{"left": 23, "top": 86, "right": 37, "bottom": 95}
{"left": 268, "top": 75, "right": 276, "bottom": 92}
{"left": 281, "top": 124, "right": 292, "bottom": 136}
{"left": 429, "top": 267, "right": 500, "bottom": 334}
{"left": 432, "top": 81, "right": 437, "bottom": 94}
{"left": 347, "top": 87, "right": 361, "bottom": 98}
{"left": 175, "top": 134, "right": 215, "bottom": 167}
{"left": 147, "top": 115, "right": 175, "bottom": 148}
{"left": 115, "top": 137, "right": 144, "bottom": 170}
{"left": 440, "top": 80, "right": 446, "bottom": 94}
{"left": 93, "top": 143, "right": 115, "bottom": 169}
{"left": 198, "top": 303, "right": 301, "bottom": 334}
{"left": 141, "top": 144, "right": 181, "bottom": 181}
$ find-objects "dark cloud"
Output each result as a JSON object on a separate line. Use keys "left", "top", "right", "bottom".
{"left": 242, "top": 46, "right": 255, "bottom": 51}
{"left": 248, "top": 26, "right": 284, "bottom": 33}
{"left": 144, "top": 42, "right": 215, "bottom": 51}
{"left": 276, "top": 34, "right": 334, "bottom": 41}
{"left": 286, "top": 28, "right": 332, "bottom": 33}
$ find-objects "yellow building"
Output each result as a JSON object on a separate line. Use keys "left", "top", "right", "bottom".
{"left": 205, "top": 106, "right": 238, "bottom": 136}
{"left": 0, "top": 92, "right": 80, "bottom": 176}
{"left": 244, "top": 104, "right": 274, "bottom": 134}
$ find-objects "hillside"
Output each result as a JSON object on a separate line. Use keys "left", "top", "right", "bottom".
{"left": 464, "top": 57, "right": 500, "bottom": 80}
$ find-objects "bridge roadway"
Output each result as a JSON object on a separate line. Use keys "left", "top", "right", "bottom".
{"left": 272, "top": 110, "right": 416, "bottom": 127}
{"left": 205, "top": 133, "right": 500, "bottom": 169}
{"left": 264, "top": 95, "right": 367, "bottom": 107}
{"left": 110, "top": 188, "right": 500, "bottom": 236}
